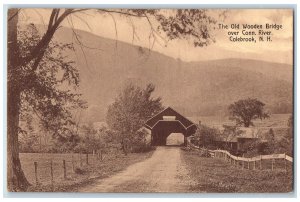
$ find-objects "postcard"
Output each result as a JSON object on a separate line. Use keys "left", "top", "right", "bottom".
{"left": 6, "top": 7, "right": 294, "bottom": 193}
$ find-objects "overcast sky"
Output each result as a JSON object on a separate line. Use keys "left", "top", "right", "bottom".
{"left": 18, "top": 9, "right": 293, "bottom": 64}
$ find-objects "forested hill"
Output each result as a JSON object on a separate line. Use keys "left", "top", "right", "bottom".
{"left": 51, "top": 27, "right": 293, "bottom": 122}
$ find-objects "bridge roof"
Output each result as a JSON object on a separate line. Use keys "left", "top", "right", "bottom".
{"left": 144, "top": 107, "right": 195, "bottom": 130}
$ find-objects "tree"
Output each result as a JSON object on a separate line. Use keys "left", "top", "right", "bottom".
{"left": 264, "top": 128, "right": 276, "bottom": 154}
{"left": 228, "top": 98, "right": 270, "bottom": 127}
{"left": 221, "top": 124, "right": 243, "bottom": 150}
{"left": 80, "top": 122, "right": 104, "bottom": 154}
{"left": 106, "top": 83, "right": 163, "bottom": 154}
{"left": 193, "top": 124, "right": 219, "bottom": 148}
{"left": 285, "top": 115, "right": 294, "bottom": 156}
{"left": 7, "top": 9, "right": 85, "bottom": 191}
{"left": 276, "top": 115, "right": 293, "bottom": 156}
{"left": 8, "top": 8, "right": 219, "bottom": 190}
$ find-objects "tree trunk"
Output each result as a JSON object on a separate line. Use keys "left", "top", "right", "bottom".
{"left": 7, "top": 9, "right": 31, "bottom": 191}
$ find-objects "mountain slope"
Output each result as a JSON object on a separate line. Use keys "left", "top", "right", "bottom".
{"left": 51, "top": 27, "right": 293, "bottom": 122}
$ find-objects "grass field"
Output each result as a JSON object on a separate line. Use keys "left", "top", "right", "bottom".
{"left": 20, "top": 150, "right": 154, "bottom": 192}
{"left": 181, "top": 149, "right": 293, "bottom": 193}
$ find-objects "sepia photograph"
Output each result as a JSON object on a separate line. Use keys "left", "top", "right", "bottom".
{"left": 6, "top": 7, "right": 294, "bottom": 194}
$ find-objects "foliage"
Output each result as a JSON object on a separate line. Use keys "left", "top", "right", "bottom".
{"left": 221, "top": 125, "right": 243, "bottom": 142}
{"left": 109, "top": 9, "right": 218, "bottom": 47}
{"left": 199, "top": 148, "right": 212, "bottom": 157}
{"left": 263, "top": 128, "right": 276, "bottom": 154}
{"left": 106, "top": 82, "right": 163, "bottom": 154}
{"left": 18, "top": 132, "right": 40, "bottom": 153}
{"left": 131, "top": 129, "right": 154, "bottom": 153}
{"left": 241, "top": 139, "right": 262, "bottom": 157}
{"left": 275, "top": 115, "right": 293, "bottom": 156}
{"left": 220, "top": 125, "right": 243, "bottom": 151}
{"left": 228, "top": 98, "right": 270, "bottom": 127}
{"left": 17, "top": 24, "right": 86, "bottom": 137}
{"left": 193, "top": 124, "right": 220, "bottom": 149}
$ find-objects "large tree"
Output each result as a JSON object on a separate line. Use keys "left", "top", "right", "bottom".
{"left": 106, "top": 83, "right": 163, "bottom": 154}
{"left": 8, "top": 8, "right": 219, "bottom": 191}
{"left": 228, "top": 98, "right": 270, "bottom": 127}
{"left": 8, "top": 9, "right": 85, "bottom": 191}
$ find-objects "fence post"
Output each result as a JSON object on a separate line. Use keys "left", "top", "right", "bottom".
{"left": 63, "top": 160, "right": 67, "bottom": 179}
{"left": 260, "top": 155, "right": 262, "bottom": 170}
{"left": 86, "top": 153, "right": 89, "bottom": 165}
{"left": 253, "top": 160, "right": 256, "bottom": 170}
{"left": 271, "top": 159, "right": 274, "bottom": 171}
{"left": 247, "top": 159, "right": 250, "bottom": 169}
{"left": 284, "top": 153, "right": 287, "bottom": 173}
{"left": 34, "top": 162, "right": 38, "bottom": 186}
{"left": 50, "top": 160, "right": 54, "bottom": 190}
{"left": 80, "top": 152, "right": 83, "bottom": 167}
{"left": 72, "top": 154, "right": 75, "bottom": 172}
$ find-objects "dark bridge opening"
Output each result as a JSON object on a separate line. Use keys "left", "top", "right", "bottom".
{"left": 144, "top": 107, "right": 197, "bottom": 146}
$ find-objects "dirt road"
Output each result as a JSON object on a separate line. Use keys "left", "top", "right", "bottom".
{"left": 77, "top": 147, "right": 194, "bottom": 192}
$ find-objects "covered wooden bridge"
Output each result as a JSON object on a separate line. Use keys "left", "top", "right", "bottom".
{"left": 144, "top": 107, "right": 197, "bottom": 146}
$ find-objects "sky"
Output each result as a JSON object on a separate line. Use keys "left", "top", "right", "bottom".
{"left": 18, "top": 8, "right": 293, "bottom": 64}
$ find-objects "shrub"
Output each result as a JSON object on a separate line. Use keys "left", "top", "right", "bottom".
{"left": 74, "top": 167, "right": 86, "bottom": 175}
{"left": 131, "top": 143, "right": 155, "bottom": 153}
{"left": 199, "top": 148, "right": 211, "bottom": 157}
{"left": 193, "top": 124, "right": 220, "bottom": 148}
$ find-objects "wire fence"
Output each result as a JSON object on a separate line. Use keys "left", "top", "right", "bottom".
{"left": 20, "top": 151, "right": 109, "bottom": 189}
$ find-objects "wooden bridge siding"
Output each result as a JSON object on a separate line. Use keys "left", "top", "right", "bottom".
{"left": 151, "top": 121, "right": 187, "bottom": 146}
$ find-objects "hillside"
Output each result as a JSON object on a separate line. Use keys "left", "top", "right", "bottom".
{"left": 50, "top": 27, "right": 293, "bottom": 122}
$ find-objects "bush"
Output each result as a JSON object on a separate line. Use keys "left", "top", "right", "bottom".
{"left": 129, "top": 128, "right": 154, "bottom": 153}
{"left": 199, "top": 148, "right": 211, "bottom": 157}
{"left": 74, "top": 167, "right": 86, "bottom": 175}
{"left": 193, "top": 124, "right": 220, "bottom": 148}
{"left": 131, "top": 143, "right": 155, "bottom": 153}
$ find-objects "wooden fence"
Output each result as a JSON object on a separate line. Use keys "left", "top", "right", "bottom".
{"left": 186, "top": 141, "right": 293, "bottom": 171}
{"left": 209, "top": 149, "right": 293, "bottom": 171}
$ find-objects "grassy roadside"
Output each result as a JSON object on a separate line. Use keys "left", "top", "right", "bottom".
{"left": 23, "top": 149, "right": 155, "bottom": 192}
{"left": 181, "top": 149, "right": 293, "bottom": 193}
